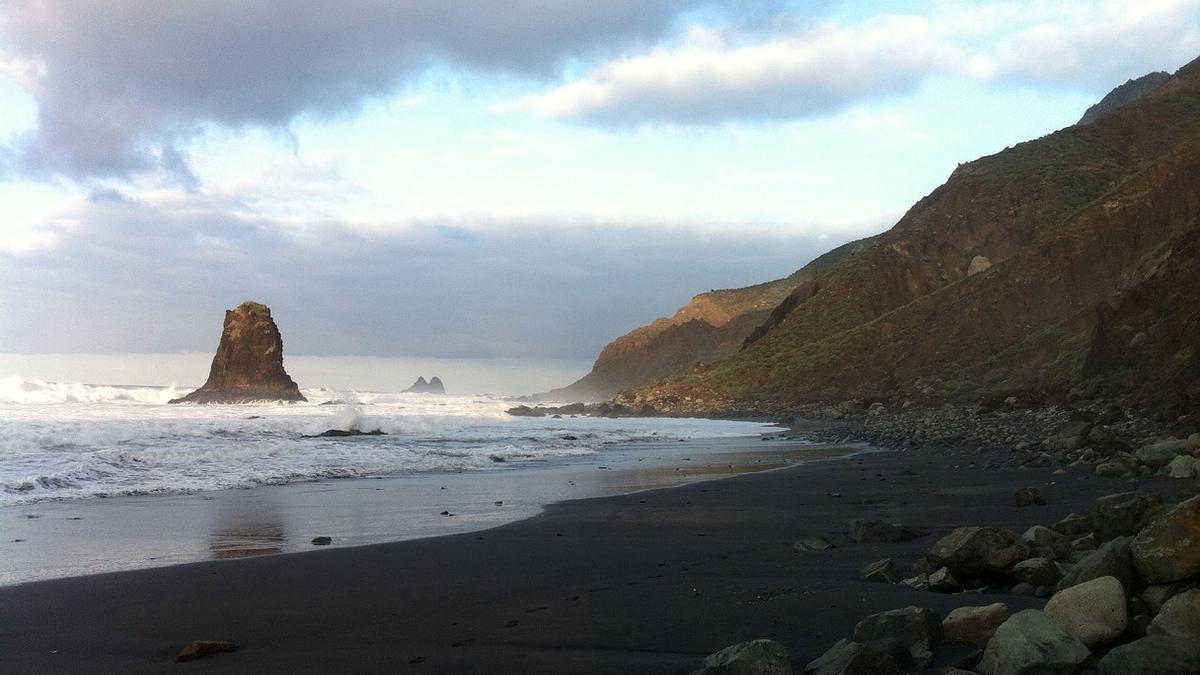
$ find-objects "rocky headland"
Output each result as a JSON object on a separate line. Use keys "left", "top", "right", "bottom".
{"left": 555, "top": 57, "right": 1200, "bottom": 423}
{"left": 168, "top": 301, "right": 306, "bottom": 404}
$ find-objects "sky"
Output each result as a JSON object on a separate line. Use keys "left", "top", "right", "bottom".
{"left": 1, "top": 0, "right": 1198, "bottom": 389}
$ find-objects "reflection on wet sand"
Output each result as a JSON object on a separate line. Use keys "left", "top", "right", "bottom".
{"left": 208, "top": 497, "right": 286, "bottom": 560}
{"left": 595, "top": 445, "right": 856, "bottom": 493}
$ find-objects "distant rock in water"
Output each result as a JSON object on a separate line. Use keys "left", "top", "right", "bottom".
{"left": 168, "top": 301, "right": 306, "bottom": 404}
{"left": 403, "top": 376, "right": 446, "bottom": 394}
{"left": 304, "top": 429, "right": 385, "bottom": 438}
{"left": 1078, "top": 71, "right": 1171, "bottom": 125}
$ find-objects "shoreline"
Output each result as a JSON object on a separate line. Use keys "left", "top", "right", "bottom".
{"left": 0, "top": 433, "right": 862, "bottom": 587}
{"left": 1, "top": 427, "right": 1188, "bottom": 673}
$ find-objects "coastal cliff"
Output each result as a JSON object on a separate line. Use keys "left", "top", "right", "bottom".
{"left": 596, "top": 57, "right": 1200, "bottom": 417}
{"left": 546, "top": 235, "right": 878, "bottom": 401}
{"left": 168, "top": 301, "right": 306, "bottom": 404}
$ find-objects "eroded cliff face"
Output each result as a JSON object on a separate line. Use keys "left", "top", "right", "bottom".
{"left": 169, "top": 301, "right": 306, "bottom": 404}
{"left": 614, "top": 57, "right": 1200, "bottom": 415}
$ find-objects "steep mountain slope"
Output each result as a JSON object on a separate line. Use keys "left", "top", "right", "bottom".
{"left": 546, "top": 235, "right": 877, "bottom": 400}
{"left": 616, "top": 57, "right": 1200, "bottom": 414}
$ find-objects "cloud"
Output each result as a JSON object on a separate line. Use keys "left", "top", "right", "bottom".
{"left": 518, "top": 17, "right": 958, "bottom": 125}
{"left": 0, "top": 189, "right": 869, "bottom": 360}
{"left": 0, "top": 0, "right": 729, "bottom": 181}
{"left": 516, "top": 0, "right": 1200, "bottom": 126}
{"left": 989, "top": 0, "right": 1200, "bottom": 87}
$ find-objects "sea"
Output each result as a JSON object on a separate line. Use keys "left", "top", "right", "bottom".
{"left": 0, "top": 374, "right": 855, "bottom": 585}
{"left": 0, "top": 374, "right": 778, "bottom": 506}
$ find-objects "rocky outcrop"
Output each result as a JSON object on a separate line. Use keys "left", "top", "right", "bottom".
{"left": 1078, "top": 71, "right": 1171, "bottom": 125}
{"left": 403, "top": 376, "right": 446, "bottom": 394}
{"left": 169, "top": 302, "right": 305, "bottom": 404}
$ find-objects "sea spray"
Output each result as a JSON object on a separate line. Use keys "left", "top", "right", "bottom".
{"left": 332, "top": 401, "right": 365, "bottom": 432}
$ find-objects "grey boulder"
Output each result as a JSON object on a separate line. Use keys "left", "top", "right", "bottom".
{"left": 977, "top": 609, "right": 1089, "bottom": 675}
{"left": 693, "top": 639, "right": 792, "bottom": 675}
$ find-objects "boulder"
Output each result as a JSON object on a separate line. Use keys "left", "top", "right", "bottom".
{"left": 1137, "top": 438, "right": 1193, "bottom": 468}
{"left": 1052, "top": 513, "right": 1093, "bottom": 537}
{"left": 310, "top": 536, "right": 332, "bottom": 545}
{"left": 1023, "top": 525, "right": 1070, "bottom": 561}
{"left": 926, "top": 527, "right": 1029, "bottom": 578}
{"left": 1014, "top": 487, "right": 1046, "bottom": 507}
{"left": 1140, "top": 582, "right": 1193, "bottom": 614}
{"left": 1166, "top": 454, "right": 1198, "bottom": 479}
{"left": 176, "top": 640, "right": 237, "bottom": 663}
{"left": 1095, "top": 454, "right": 1139, "bottom": 478}
{"left": 899, "top": 574, "right": 929, "bottom": 591}
{"left": 859, "top": 558, "right": 900, "bottom": 584}
{"left": 168, "top": 302, "right": 306, "bottom": 403}
{"left": 1090, "top": 492, "right": 1163, "bottom": 542}
{"left": 1011, "top": 558, "right": 1062, "bottom": 587}
{"left": 1044, "top": 576, "right": 1128, "bottom": 647}
{"left": 847, "top": 519, "right": 918, "bottom": 544}
{"left": 852, "top": 606, "right": 942, "bottom": 668}
{"left": 803, "top": 639, "right": 899, "bottom": 675}
{"left": 1149, "top": 589, "right": 1200, "bottom": 639}
{"left": 1070, "top": 532, "right": 1097, "bottom": 552}
{"left": 793, "top": 536, "right": 835, "bottom": 552}
{"left": 942, "top": 603, "right": 1009, "bottom": 648}
{"left": 693, "top": 638, "right": 792, "bottom": 675}
{"left": 977, "top": 610, "right": 1089, "bottom": 675}
{"left": 928, "top": 566, "right": 962, "bottom": 593}
{"left": 1057, "top": 537, "right": 1136, "bottom": 592}
{"left": 1131, "top": 496, "right": 1200, "bottom": 584}
{"left": 1047, "top": 421, "right": 1092, "bottom": 451}
{"left": 1096, "top": 636, "right": 1200, "bottom": 675}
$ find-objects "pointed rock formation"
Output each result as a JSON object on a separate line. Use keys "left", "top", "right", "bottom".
{"left": 169, "top": 301, "right": 306, "bottom": 403}
{"left": 404, "top": 376, "right": 446, "bottom": 394}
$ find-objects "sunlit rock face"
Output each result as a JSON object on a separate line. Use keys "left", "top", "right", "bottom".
{"left": 169, "top": 301, "right": 305, "bottom": 404}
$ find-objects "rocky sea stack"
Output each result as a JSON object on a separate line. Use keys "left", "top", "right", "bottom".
{"left": 404, "top": 376, "right": 446, "bottom": 395}
{"left": 168, "top": 301, "right": 306, "bottom": 404}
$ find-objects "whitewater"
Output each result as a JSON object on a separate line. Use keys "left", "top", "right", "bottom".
{"left": 0, "top": 374, "right": 775, "bottom": 506}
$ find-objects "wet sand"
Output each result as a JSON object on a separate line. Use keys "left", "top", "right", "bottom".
{"left": 0, "top": 437, "right": 855, "bottom": 584}
{"left": 0, "top": 439, "right": 1184, "bottom": 673}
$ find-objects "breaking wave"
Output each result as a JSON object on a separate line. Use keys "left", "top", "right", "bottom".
{"left": 0, "top": 374, "right": 185, "bottom": 405}
{"left": 0, "top": 375, "right": 774, "bottom": 505}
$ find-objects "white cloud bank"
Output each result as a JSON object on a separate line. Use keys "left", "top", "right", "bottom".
{"left": 517, "top": 0, "right": 1200, "bottom": 126}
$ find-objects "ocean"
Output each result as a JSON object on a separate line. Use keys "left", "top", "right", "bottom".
{"left": 0, "top": 374, "right": 778, "bottom": 506}
{"left": 0, "top": 374, "right": 860, "bottom": 585}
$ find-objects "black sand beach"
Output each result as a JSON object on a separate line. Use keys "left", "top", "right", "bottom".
{"left": 0, "top": 439, "right": 1184, "bottom": 673}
